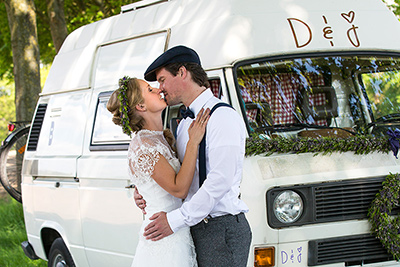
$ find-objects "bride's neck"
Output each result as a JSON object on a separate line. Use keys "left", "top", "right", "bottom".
{"left": 142, "top": 115, "right": 163, "bottom": 131}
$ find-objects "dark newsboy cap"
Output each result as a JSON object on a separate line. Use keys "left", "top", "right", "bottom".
{"left": 144, "top": 45, "right": 201, "bottom": 81}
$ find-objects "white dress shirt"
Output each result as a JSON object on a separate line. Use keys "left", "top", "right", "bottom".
{"left": 167, "top": 89, "right": 249, "bottom": 233}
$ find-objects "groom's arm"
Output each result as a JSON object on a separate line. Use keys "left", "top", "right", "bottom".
{"left": 167, "top": 144, "right": 241, "bottom": 231}
{"left": 142, "top": 143, "right": 240, "bottom": 241}
{"left": 143, "top": 108, "right": 245, "bottom": 238}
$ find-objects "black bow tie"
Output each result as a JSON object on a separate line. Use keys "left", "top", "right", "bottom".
{"left": 181, "top": 107, "right": 195, "bottom": 119}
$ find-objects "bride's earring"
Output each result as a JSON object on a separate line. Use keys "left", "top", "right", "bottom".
{"left": 136, "top": 104, "right": 146, "bottom": 111}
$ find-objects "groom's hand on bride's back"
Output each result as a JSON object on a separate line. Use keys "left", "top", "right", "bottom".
{"left": 144, "top": 212, "right": 173, "bottom": 241}
{"left": 134, "top": 187, "right": 147, "bottom": 214}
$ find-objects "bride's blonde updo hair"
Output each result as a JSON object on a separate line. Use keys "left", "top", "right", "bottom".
{"left": 107, "top": 76, "right": 145, "bottom": 136}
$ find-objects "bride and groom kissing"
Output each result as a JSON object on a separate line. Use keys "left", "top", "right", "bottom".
{"left": 107, "top": 45, "right": 252, "bottom": 267}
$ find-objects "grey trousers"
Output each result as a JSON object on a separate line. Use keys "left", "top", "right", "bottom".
{"left": 190, "top": 213, "right": 252, "bottom": 267}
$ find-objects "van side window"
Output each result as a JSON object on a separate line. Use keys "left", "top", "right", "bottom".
{"left": 209, "top": 79, "right": 223, "bottom": 98}
{"left": 90, "top": 92, "right": 130, "bottom": 151}
{"left": 94, "top": 32, "right": 169, "bottom": 89}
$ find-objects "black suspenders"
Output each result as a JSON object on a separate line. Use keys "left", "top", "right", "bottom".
{"left": 198, "top": 103, "right": 234, "bottom": 187}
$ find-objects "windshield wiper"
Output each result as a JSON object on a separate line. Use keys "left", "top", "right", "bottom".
{"left": 366, "top": 113, "right": 400, "bottom": 130}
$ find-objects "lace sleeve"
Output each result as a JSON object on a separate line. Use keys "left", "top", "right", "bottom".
{"left": 127, "top": 132, "right": 164, "bottom": 185}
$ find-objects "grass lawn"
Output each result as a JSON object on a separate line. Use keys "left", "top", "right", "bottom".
{"left": 0, "top": 195, "right": 47, "bottom": 267}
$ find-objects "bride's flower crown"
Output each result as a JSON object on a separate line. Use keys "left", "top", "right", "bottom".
{"left": 118, "top": 76, "right": 133, "bottom": 137}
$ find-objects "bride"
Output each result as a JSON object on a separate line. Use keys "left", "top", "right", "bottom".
{"left": 107, "top": 76, "right": 209, "bottom": 267}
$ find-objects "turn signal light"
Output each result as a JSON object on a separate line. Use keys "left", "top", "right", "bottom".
{"left": 254, "top": 247, "right": 275, "bottom": 267}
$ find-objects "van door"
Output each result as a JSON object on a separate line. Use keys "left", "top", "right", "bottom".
{"left": 77, "top": 31, "right": 169, "bottom": 266}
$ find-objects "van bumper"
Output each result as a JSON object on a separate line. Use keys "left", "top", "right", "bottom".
{"left": 21, "top": 241, "right": 39, "bottom": 260}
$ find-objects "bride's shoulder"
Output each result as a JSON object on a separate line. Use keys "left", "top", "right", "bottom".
{"left": 129, "top": 130, "right": 166, "bottom": 152}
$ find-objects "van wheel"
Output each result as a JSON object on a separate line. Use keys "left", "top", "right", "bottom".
{"left": 48, "top": 238, "right": 76, "bottom": 267}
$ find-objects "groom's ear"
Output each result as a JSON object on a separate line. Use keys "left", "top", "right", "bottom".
{"left": 179, "top": 66, "right": 188, "bottom": 79}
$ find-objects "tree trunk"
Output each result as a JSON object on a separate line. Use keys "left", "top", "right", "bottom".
{"left": 46, "top": 0, "right": 68, "bottom": 53}
{"left": 4, "top": 0, "right": 41, "bottom": 122}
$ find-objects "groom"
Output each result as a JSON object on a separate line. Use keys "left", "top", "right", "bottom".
{"left": 135, "top": 45, "right": 252, "bottom": 266}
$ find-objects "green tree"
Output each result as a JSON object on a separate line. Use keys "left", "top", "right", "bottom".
{"left": 4, "top": 0, "right": 41, "bottom": 122}
{"left": 34, "top": 0, "right": 137, "bottom": 65}
{"left": 0, "top": 0, "right": 136, "bottom": 137}
{"left": 45, "top": 0, "right": 69, "bottom": 53}
{"left": 0, "top": 3, "right": 13, "bottom": 80}
{"left": 0, "top": 0, "right": 138, "bottom": 78}
{"left": 0, "top": 82, "right": 15, "bottom": 141}
{"left": 364, "top": 70, "right": 400, "bottom": 118}
{"left": 383, "top": 0, "right": 400, "bottom": 17}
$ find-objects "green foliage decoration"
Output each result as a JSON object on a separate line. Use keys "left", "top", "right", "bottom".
{"left": 118, "top": 76, "right": 133, "bottom": 137}
{"left": 368, "top": 173, "right": 400, "bottom": 260}
{"left": 245, "top": 134, "right": 391, "bottom": 157}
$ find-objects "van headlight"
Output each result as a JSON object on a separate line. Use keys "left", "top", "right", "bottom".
{"left": 273, "top": 190, "right": 303, "bottom": 223}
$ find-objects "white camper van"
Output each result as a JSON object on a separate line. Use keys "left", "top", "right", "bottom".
{"left": 21, "top": 0, "right": 400, "bottom": 266}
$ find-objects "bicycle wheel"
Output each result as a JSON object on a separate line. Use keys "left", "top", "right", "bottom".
{"left": 0, "top": 126, "right": 30, "bottom": 203}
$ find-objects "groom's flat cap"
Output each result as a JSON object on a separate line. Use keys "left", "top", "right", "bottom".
{"left": 144, "top": 45, "right": 201, "bottom": 81}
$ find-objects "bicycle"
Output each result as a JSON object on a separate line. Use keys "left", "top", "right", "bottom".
{"left": 0, "top": 121, "right": 30, "bottom": 203}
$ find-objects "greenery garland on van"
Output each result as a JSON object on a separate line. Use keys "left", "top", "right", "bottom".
{"left": 368, "top": 173, "right": 400, "bottom": 261}
{"left": 245, "top": 134, "right": 392, "bottom": 157}
{"left": 245, "top": 130, "right": 400, "bottom": 260}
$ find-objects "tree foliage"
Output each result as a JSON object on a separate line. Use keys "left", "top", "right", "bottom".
{"left": 39, "top": 0, "right": 137, "bottom": 64}
{"left": 0, "top": 0, "right": 137, "bottom": 76}
{"left": 363, "top": 70, "right": 400, "bottom": 119}
{"left": 0, "top": 0, "right": 136, "bottom": 138}
{"left": 4, "top": 0, "right": 41, "bottom": 122}
{"left": 0, "top": 83, "right": 15, "bottom": 141}
{"left": 384, "top": 0, "right": 400, "bottom": 17}
{"left": 0, "top": 3, "right": 13, "bottom": 80}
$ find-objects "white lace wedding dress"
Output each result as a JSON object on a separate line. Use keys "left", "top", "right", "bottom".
{"left": 128, "top": 130, "right": 197, "bottom": 267}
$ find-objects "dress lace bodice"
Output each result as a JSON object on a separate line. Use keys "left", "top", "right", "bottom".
{"left": 128, "top": 130, "right": 182, "bottom": 217}
{"left": 128, "top": 130, "right": 197, "bottom": 267}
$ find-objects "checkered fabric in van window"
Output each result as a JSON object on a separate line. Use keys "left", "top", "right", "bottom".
{"left": 240, "top": 73, "right": 326, "bottom": 126}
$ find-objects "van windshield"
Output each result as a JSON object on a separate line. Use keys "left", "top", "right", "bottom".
{"left": 235, "top": 54, "right": 400, "bottom": 138}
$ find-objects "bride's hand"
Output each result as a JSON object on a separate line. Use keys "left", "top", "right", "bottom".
{"left": 188, "top": 108, "right": 210, "bottom": 145}
{"left": 134, "top": 187, "right": 147, "bottom": 214}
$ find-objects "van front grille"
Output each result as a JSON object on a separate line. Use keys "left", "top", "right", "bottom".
{"left": 308, "top": 234, "right": 393, "bottom": 266}
{"left": 314, "top": 178, "right": 385, "bottom": 221}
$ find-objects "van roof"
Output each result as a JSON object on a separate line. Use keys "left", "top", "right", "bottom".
{"left": 42, "top": 0, "right": 400, "bottom": 95}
